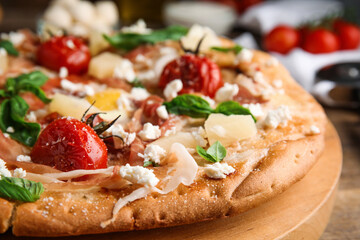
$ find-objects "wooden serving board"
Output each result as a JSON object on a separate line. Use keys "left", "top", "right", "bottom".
{"left": 5, "top": 123, "right": 342, "bottom": 239}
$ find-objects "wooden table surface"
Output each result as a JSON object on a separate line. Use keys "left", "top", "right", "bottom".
{"left": 0, "top": 2, "right": 360, "bottom": 239}
{"left": 320, "top": 108, "right": 360, "bottom": 240}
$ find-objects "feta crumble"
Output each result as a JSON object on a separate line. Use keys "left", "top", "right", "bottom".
{"left": 16, "top": 155, "right": 32, "bottom": 162}
{"left": 121, "top": 19, "right": 152, "bottom": 34}
{"left": 156, "top": 106, "right": 169, "bottom": 120}
{"left": 192, "top": 127, "right": 208, "bottom": 147}
{"left": 6, "top": 126, "right": 15, "bottom": 133}
{"left": 138, "top": 123, "right": 161, "bottom": 141}
{"left": 272, "top": 79, "right": 283, "bottom": 89}
{"left": 264, "top": 105, "right": 292, "bottom": 129}
{"left": 117, "top": 94, "right": 135, "bottom": 111}
{"left": 266, "top": 57, "right": 279, "bottom": 67}
{"left": 242, "top": 103, "right": 264, "bottom": 118}
{"left": 139, "top": 144, "right": 166, "bottom": 164}
{"left": 164, "top": 79, "right": 183, "bottom": 100}
{"left": 204, "top": 162, "right": 235, "bottom": 179}
{"left": 66, "top": 39, "right": 75, "bottom": 49}
{"left": 130, "top": 87, "right": 150, "bottom": 101}
{"left": 309, "top": 125, "right": 321, "bottom": 135}
{"left": 113, "top": 59, "right": 136, "bottom": 82}
{"left": 201, "top": 95, "right": 216, "bottom": 108}
{"left": 236, "top": 48, "right": 253, "bottom": 63}
{"left": 119, "top": 164, "right": 159, "bottom": 187}
{"left": 0, "top": 159, "right": 11, "bottom": 179}
{"left": 13, "top": 168, "right": 26, "bottom": 178}
{"left": 1, "top": 31, "right": 25, "bottom": 47}
{"left": 60, "top": 79, "right": 95, "bottom": 96}
{"left": 106, "top": 124, "right": 135, "bottom": 146}
{"left": 215, "top": 83, "right": 239, "bottom": 102}
{"left": 59, "top": 67, "right": 69, "bottom": 78}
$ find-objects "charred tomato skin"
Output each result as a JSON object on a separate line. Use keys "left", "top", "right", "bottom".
{"left": 31, "top": 118, "right": 108, "bottom": 172}
{"left": 159, "top": 54, "right": 223, "bottom": 98}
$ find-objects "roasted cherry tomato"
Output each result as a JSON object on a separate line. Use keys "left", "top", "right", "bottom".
{"left": 159, "top": 54, "right": 223, "bottom": 98}
{"left": 37, "top": 36, "right": 91, "bottom": 74}
{"left": 31, "top": 118, "right": 107, "bottom": 172}
{"left": 302, "top": 29, "right": 340, "bottom": 54}
{"left": 333, "top": 19, "right": 360, "bottom": 50}
{"left": 264, "top": 25, "right": 300, "bottom": 54}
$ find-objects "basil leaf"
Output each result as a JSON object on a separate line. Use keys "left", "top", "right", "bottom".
{"left": 211, "top": 45, "right": 243, "bottom": 54}
{"left": 0, "top": 176, "right": 44, "bottom": 202}
{"left": 0, "top": 71, "right": 50, "bottom": 146}
{"left": 0, "top": 40, "right": 19, "bottom": 56}
{"left": 163, "top": 94, "right": 213, "bottom": 118}
{"left": 206, "top": 141, "right": 226, "bottom": 162}
{"left": 196, "top": 141, "right": 227, "bottom": 163}
{"left": 215, "top": 101, "right": 256, "bottom": 122}
{"left": 143, "top": 161, "right": 159, "bottom": 167}
{"left": 130, "top": 78, "right": 145, "bottom": 88}
{"left": 104, "top": 25, "right": 188, "bottom": 51}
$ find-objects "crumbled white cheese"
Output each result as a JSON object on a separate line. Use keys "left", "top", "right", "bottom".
{"left": 236, "top": 48, "right": 253, "bottom": 63}
{"left": 16, "top": 155, "right": 32, "bottom": 162}
{"left": 164, "top": 79, "right": 183, "bottom": 100}
{"left": 6, "top": 126, "right": 15, "bottom": 133}
{"left": 242, "top": 103, "right": 264, "bottom": 118}
{"left": 181, "top": 24, "right": 221, "bottom": 52}
{"left": 60, "top": 79, "right": 95, "bottom": 96}
{"left": 13, "top": 168, "right": 26, "bottom": 178}
{"left": 156, "top": 105, "right": 169, "bottom": 120}
{"left": 309, "top": 125, "right": 321, "bottom": 135}
{"left": 3, "top": 133, "right": 10, "bottom": 138}
{"left": 201, "top": 95, "right": 216, "bottom": 108}
{"left": 1, "top": 31, "right": 25, "bottom": 47}
{"left": 119, "top": 164, "right": 159, "bottom": 187}
{"left": 106, "top": 124, "right": 135, "bottom": 146}
{"left": 192, "top": 127, "right": 208, "bottom": 147}
{"left": 0, "top": 159, "right": 11, "bottom": 179}
{"left": 66, "top": 39, "right": 75, "bottom": 49}
{"left": 164, "top": 127, "right": 176, "bottom": 137}
{"left": 266, "top": 57, "right": 279, "bottom": 67}
{"left": 136, "top": 70, "right": 156, "bottom": 82}
{"left": 135, "top": 54, "right": 153, "bottom": 66}
{"left": 95, "top": 1, "right": 119, "bottom": 25}
{"left": 154, "top": 54, "right": 178, "bottom": 79}
{"left": 121, "top": 19, "right": 152, "bottom": 34}
{"left": 139, "top": 144, "right": 166, "bottom": 164}
{"left": 59, "top": 66, "right": 68, "bottom": 78}
{"left": 204, "top": 162, "right": 235, "bottom": 179}
{"left": 70, "top": 1, "right": 96, "bottom": 25}
{"left": 264, "top": 105, "right": 292, "bottom": 129}
{"left": 113, "top": 59, "right": 136, "bottom": 82}
{"left": 26, "top": 111, "right": 37, "bottom": 122}
{"left": 130, "top": 87, "right": 150, "bottom": 101}
{"left": 43, "top": 5, "right": 73, "bottom": 29}
{"left": 272, "top": 79, "right": 283, "bottom": 89}
{"left": 117, "top": 94, "right": 135, "bottom": 112}
{"left": 138, "top": 123, "right": 161, "bottom": 141}
{"left": 215, "top": 83, "right": 239, "bottom": 102}
{"left": 253, "top": 71, "right": 266, "bottom": 84}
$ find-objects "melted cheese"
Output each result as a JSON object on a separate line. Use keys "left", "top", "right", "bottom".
{"left": 43, "top": 167, "right": 114, "bottom": 180}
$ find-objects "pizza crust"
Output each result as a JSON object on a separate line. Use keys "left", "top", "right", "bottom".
{"left": 4, "top": 48, "right": 327, "bottom": 236}
{"left": 0, "top": 198, "right": 14, "bottom": 233}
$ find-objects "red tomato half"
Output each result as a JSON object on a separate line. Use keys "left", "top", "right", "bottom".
{"left": 302, "top": 29, "right": 340, "bottom": 54}
{"left": 159, "top": 54, "right": 223, "bottom": 98}
{"left": 37, "top": 36, "right": 91, "bottom": 74}
{"left": 31, "top": 118, "right": 108, "bottom": 172}
{"left": 264, "top": 25, "right": 300, "bottom": 54}
{"left": 333, "top": 20, "right": 360, "bottom": 50}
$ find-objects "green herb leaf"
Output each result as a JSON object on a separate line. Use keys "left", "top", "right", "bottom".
{"left": 104, "top": 25, "right": 188, "bottom": 51}
{"left": 215, "top": 101, "right": 256, "bottom": 122}
{"left": 163, "top": 94, "right": 256, "bottom": 120}
{"left": 211, "top": 45, "right": 243, "bottom": 54}
{"left": 0, "top": 40, "right": 19, "bottom": 56}
{"left": 130, "top": 78, "right": 145, "bottom": 88}
{"left": 0, "top": 71, "right": 50, "bottom": 146}
{"left": 196, "top": 141, "right": 227, "bottom": 163}
{"left": 0, "top": 176, "right": 44, "bottom": 202}
{"left": 143, "top": 161, "right": 159, "bottom": 167}
{"left": 163, "top": 94, "right": 214, "bottom": 118}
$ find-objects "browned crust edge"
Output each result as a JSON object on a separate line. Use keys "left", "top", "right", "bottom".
{"left": 0, "top": 198, "right": 14, "bottom": 233}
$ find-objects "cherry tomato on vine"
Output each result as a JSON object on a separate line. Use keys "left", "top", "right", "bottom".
{"left": 264, "top": 25, "right": 300, "bottom": 54}
{"left": 37, "top": 36, "right": 91, "bottom": 74}
{"left": 302, "top": 29, "right": 340, "bottom": 54}
{"left": 159, "top": 54, "right": 223, "bottom": 98}
{"left": 31, "top": 117, "right": 108, "bottom": 172}
{"left": 333, "top": 20, "right": 360, "bottom": 50}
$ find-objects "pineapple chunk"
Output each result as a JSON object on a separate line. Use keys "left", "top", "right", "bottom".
{"left": 89, "top": 31, "right": 110, "bottom": 56}
{"left": 49, "top": 93, "right": 100, "bottom": 120}
{"left": 0, "top": 49, "right": 8, "bottom": 74}
{"left": 149, "top": 132, "right": 197, "bottom": 153}
{"left": 86, "top": 89, "right": 121, "bottom": 111}
{"left": 88, "top": 52, "right": 124, "bottom": 79}
{"left": 204, "top": 114, "right": 257, "bottom": 147}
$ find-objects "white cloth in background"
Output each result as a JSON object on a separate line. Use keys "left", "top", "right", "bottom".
{"left": 233, "top": 0, "right": 360, "bottom": 91}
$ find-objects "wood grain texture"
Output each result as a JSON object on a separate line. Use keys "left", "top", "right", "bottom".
{"left": 2, "top": 122, "right": 342, "bottom": 239}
